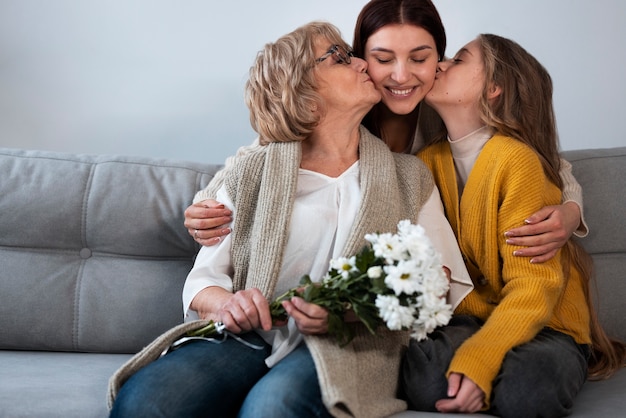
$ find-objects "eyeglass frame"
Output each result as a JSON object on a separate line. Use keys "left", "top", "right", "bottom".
{"left": 315, "top": 44, "right": 354, "bottom": 65}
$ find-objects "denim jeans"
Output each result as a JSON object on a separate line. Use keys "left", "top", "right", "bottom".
{"left": 110, "top": 332, "right": 332, "bottom": 418}
{"left": 400, "top": 315, "right": 589, "bottom": 418}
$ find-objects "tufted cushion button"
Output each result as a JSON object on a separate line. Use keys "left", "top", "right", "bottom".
{"left": 477, "top": 275, "right": 488, "bottom": 286}
{"left": 79, "top": 248, "right": 92, "bottom": 259}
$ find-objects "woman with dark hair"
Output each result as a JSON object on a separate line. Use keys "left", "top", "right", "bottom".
{"left": 187, "top": 0, "right": 587, "bottom": 266}
{"left": 352, "top": 0, "right": 446, "bottom": 154}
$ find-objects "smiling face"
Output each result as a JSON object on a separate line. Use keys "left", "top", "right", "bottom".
{"left": 364, "top": 24, "right": 439, "bottom": 116}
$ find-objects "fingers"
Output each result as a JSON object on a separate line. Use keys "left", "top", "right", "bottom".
{"left": 189, "top": 227, "right": 232, "bottom": 247}
{"left": 519, "top": 205, "right": 556, "bottom": 225}
{"left": 184, "top": 200, "right": 233, "bottom": 244}
{"left": 184, "top": 204, "right": 233, "bottom": 230}
{"left": 446, "top": 372, "right": 462, "bottom": 397}
{"left": 505, "top": 229, "right": 564, "bottom": 263}
{"left": 435, "top": 373, "right": 484, "bottom": 413}
{"left": 512, "top": 242, "right": 560, "bottom": 258}
{"left": 526, "top": 249, "right": 559, "bottom": 264}
{"left": 282, "top": 297, "right": 328, "bottom": 335}
{"left": 219, "top": 289, "right": 272, "bottom": 333}
{"left": 504, "top": 204, "right": 571, "bottom": 263}
{"left": 505, "top": 221, "right": 564, "bottom": 243}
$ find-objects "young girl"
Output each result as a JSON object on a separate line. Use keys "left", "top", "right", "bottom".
{"left": 186, "top": 0, "right": 585, "bottom": 265}
{"left": 401, "top": 33, "right": 626, "bottom": 417}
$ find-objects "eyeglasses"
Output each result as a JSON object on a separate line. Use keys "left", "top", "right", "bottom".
{"left": 315, "top": 44, "right": 354, "bottom": 65}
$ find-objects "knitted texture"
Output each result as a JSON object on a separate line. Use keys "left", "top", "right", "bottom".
{"left": 194, "top": 137, "right": 262, "bottom": 203}
{"left": 223, "top": 125, "right": 435, "bottom": 417}
{"left": 419, "top": 134, "right": 591, "bottom": 406}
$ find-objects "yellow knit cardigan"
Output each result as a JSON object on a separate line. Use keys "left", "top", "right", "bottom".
{"left": 418, "top": 134, "right": 591, "bottom": 407}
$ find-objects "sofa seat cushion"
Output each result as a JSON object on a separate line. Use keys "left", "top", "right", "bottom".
{"left": 3, "top": 349, "right": 624, "bottom": 418}
{"left": 0, "top": 351, "right": 131, "bottom": 418}
{"left": 389, "top": 368, "right": 626, "bottom": 417}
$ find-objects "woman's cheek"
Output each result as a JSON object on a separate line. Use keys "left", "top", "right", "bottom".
{"left": 365, "top": 62, "right": 387, "bottom": 92}
{"left": 418, "top": 64, "right": 438, "bottom": 91}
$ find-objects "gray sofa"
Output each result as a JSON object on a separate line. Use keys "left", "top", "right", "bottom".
{"left": 0, "top": 146, "right": 624, "bottom": 418}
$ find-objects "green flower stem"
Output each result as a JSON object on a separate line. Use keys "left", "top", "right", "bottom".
{"left": 186, "top": 321, "right": 218, "bottom": 337}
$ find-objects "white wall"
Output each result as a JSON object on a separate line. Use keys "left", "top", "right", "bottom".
{"left": 1, "top": 1, "right": 624, "bottom": 164}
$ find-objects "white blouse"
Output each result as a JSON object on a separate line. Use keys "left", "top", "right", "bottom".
{"left": 183, "top": 160, "right": 472, "bottom": 367}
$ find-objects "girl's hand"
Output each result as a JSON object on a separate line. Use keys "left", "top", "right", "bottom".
{"left": 281, "top": 296, "right": 329, "bottom": 335}
{"left": 504, "top": 202, "right": 581, "bottom": 263}
{"left": 184, "top": 199, "right": 232, "bottom": 246}
{"left": 435, "top": 372, "right": 484, "bottom": 413}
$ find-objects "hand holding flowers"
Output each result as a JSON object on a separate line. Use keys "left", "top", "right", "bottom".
{"left": 185, "top": 220, "right": 453, "bottom": 347}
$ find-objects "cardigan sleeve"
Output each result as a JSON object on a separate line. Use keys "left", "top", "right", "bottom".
{"left": 559, "top": 157, "right": 588, "bottom": 237}
{"left": 193, "top": 137, "right": 262, "bottom": 203}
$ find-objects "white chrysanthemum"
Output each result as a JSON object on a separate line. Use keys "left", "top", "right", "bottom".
{"left": 397, "top": 219, "right": 422, "bottom": 239}
{"left": 421, "top": 267, "right": 450, "bottom": 298}
{"left": 375, "top": 295, "right": 416, "bottom": 330}
{"left": 383, "top": 259, "right": 424, "bottom": 296}
{"left": 397, "top": 222, "right": 440, "bottom": 264}
{"left": 329, "top": 256, "right": 357, "bottom": 279}
{"left": 367, "top": 265, "right": 383, "bottom": 279}
{"left": 366, "top": 232, "right": 407, "bottom": 263}
{"left": 411, "top": 296, "right": 453, "bottom": 341}
{"left": 411, "top": 324, "right": 429, "bottom": 341}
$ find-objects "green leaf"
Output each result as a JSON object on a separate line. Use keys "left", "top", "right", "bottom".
{"left": 327, "top": 312, "right": 354, "bottom": 347}
{"left": 299, "top": 275, "right": 313, "bottom": 285}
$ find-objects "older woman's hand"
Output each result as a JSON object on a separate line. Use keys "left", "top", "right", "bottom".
{"left": 217, "top": 288, "right": 273, "bottom": 334}
{"left": 184, "top": 199, "right": 232, "bottom": 246}
{"left": 281, "top": 296, "right": 329, "bottom": 335}
{"left": 191, "top": 287, "right": 273, "bottom": 334}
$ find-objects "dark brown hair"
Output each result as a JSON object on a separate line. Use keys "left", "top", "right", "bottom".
{"left": 353, "top": 0, "right": 446, "bottom": 61}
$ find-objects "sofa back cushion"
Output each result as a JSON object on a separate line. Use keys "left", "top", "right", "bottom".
{"left": 562, "top": 147, "right": 626, "bottom": 343}
{"left": 0, "top": 148, "right": 214, "bottom": 353}
{"left": 1, "top": 146, "right": 624, "bottom": 353}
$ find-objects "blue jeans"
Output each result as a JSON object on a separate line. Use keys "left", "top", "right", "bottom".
{"left": 400, "top": 315, "right": 589, "bottom": 418}
{"left": 110, "top": 332, "right": 332, "bottom": 418}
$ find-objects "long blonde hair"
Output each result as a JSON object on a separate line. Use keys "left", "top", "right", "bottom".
{"left": 478, "top": 33, "right": 625, "bottom": 379}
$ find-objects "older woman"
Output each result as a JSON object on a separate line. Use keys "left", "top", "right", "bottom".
{"left": 108, "top": 21, "right": 471, "bottom": 418}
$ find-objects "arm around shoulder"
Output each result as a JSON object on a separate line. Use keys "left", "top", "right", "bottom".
{"left": 193, "top": 137, "right": 263, "bottom": 203}
{"left": 559, "top": 157, "right": 588, "bottom": 237}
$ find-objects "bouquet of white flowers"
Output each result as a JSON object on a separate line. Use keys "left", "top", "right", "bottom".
{"left": 185, "top": 220, "right": 453, "bottom": 347}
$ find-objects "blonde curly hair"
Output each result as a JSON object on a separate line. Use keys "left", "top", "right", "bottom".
{"left": 245, "top": 21, "right": 350, "bottom": 145}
